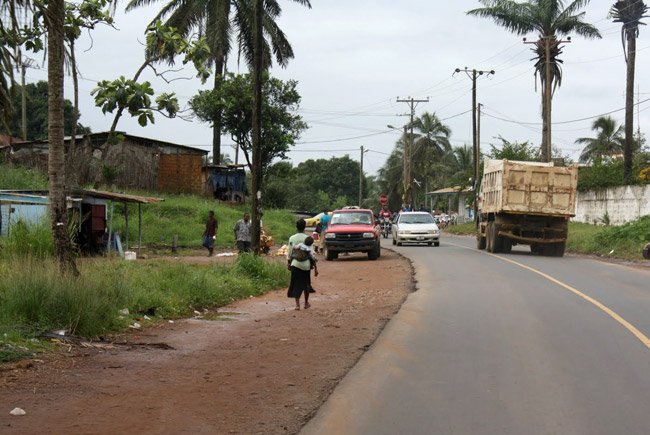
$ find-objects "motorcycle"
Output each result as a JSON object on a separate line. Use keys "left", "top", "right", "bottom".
{"left": 381, "top": 217, "right": 391, "bottom": 239}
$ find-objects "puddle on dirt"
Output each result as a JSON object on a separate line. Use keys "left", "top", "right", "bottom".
{"left": 197, "top": 312, "right": 244, "bottom": 321}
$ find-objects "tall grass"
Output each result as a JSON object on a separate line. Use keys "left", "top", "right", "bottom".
{"left": 0, "top": 218, "right": 53, "bottom": 260}
{"left": 0, "top": 254, "right": 289, "bottom": 340}
{"left": 0, "top": 163, "right": 48, "bottom": 190}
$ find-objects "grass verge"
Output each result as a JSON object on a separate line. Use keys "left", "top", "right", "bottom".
{"left": 0, "top": 254, "right": 290, "bottom": 362}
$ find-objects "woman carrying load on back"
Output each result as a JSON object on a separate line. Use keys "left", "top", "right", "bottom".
{"left": 287, "top": 219, "right": 318, "bottom": 310}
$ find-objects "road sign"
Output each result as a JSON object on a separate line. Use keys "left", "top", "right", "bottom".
{"left": 379, "top": 194, "right": 388, "bottom": 205}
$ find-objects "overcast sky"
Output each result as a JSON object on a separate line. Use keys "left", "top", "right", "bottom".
{"left": 24, "top": 0, "right": 650, "bottom": 176}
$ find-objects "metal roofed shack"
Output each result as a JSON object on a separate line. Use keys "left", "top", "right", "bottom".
{"left": 0, "top": 188, "right": 163, "bottom": 257}
{"left": 0, "top": 132, "right": 207, "bottom": 195}
{"left": 425, "top": 185, "right": 472, "bottom": 223}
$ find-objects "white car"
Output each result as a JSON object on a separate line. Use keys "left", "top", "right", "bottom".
{"left": 392, "top": 212, "right": 440, "bottom": 246}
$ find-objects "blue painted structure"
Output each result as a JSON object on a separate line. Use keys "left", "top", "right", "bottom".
{"left": 0, "top": 192, "right": 51, "bottom": 236}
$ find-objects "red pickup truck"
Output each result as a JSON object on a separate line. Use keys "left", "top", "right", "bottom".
{"left": 323, "top": 209, "right": 381, "bottom": 261}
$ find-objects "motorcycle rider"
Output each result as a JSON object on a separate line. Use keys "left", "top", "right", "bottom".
{"left": 378, "top": 204, "right": 392, "bottom": 237}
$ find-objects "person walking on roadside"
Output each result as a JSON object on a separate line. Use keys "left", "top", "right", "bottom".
{"left": 202, "top": 210, "right": 218, "bottom": 257}
{"left": 234, "top": 212, "right": 252, "bottom": 253}
{"left": 287, "top": 219, "right": 317, "bottom": 310}
{"left": 318, "top": 209, "right": 330, "bottom": 254}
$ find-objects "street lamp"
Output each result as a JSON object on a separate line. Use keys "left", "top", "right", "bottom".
{"left": 387, "top": 124, "right": 410, "bottom": 208}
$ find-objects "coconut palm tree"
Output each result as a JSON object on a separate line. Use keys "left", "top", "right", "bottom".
{"left": 125, "top": 0, "right": 301, "bottom": 164}
{"left": 575, "top": 116, "right": 625, "bottom": 163}
{"left": 467, "top": 0, "right": 601, "bottom": 162}
{"left": 44, "top": 0, "right": 78, "bottom": 274}
{"left": 410, "top": 112, "right": 452, "bottom": 198}
{"left": 610, "top": 0, "right": 649, "bottom": 184}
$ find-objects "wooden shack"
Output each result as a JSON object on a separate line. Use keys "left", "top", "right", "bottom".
{"left": 1, "top": 132, "right": 208, "bottom": 195}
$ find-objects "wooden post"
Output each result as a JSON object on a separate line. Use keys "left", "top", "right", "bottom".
{"left": 138, "top": 203, "right": 142, "bottom": 257}
{"left": 172, "top": 235, "right": 178, "bottom": 253}
{"left": 124, "top": 202, "right": 129, "bottom": 251}
{"left": 107, "top": 200, "right": 114, "bottom": 253}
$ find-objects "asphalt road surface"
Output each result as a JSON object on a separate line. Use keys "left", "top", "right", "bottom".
{"left": 301, "top": 234, "right": 650, "bottom": 435}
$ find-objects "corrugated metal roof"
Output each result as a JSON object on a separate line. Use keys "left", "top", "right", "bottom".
{"left": 425, "top": 186, "right": 469, "bottom": 196}
{"left": 65, "top": 188, "right": 165, "bottom": 204}
{"left": 0, "top": 189, "right": 164, "bottom": 204}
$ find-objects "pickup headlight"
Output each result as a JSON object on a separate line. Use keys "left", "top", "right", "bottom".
{"left": 430, "top": 229, "right": 439, "bottom": 235}
{"left": 362, "top": 232, "right": 375, "bottom": 238}
{"left": 398, "top": 230, "right": 410, "bottom": 235}
{"left": 325, "top": 233, "right": 336, "bottom": 239}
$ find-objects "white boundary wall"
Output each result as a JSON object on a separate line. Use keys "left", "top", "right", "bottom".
{"left": 574, "top": 185, "right": 650, "bottom": 225}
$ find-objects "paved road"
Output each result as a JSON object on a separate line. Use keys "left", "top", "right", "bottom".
{"left": 302, "top": 234, "right": 650, "bottom": 435}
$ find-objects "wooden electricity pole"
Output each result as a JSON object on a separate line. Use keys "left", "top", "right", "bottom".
{"left": 396, "top": 97, "right": 428, "bottom": 208}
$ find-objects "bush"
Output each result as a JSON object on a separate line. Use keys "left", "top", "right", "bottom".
{"left": 593, "top": 216, "right": 650, "bottom": 258}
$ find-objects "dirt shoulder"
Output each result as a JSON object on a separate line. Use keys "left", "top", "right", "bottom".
{"left": 0, "top": 248, "right": 414, "bottom": 435}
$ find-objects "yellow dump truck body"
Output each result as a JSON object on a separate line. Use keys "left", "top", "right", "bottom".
{"left": 479, "top": 159, "right": 578, "bottom": 217}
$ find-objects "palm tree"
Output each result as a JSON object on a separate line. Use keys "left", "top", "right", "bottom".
{"left": 575, "top": 116, "right": 625, "bottom": 163}
{"left": 610, "top": 0, "right": 649, "bottom": 184}
{"left": 467, "top": 0, "right": 601, "bottom": 162}
{"left": 126, "top": 0, "right": 299, "bottom": 164}
{"left": 410, "top": 112, "right": 452, "bottom": 198}
{"left": 44, "top": 0, "right": 78, "bottom": 274}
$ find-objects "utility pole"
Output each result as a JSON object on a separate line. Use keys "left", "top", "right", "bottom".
{"left": 396, "top": 97, "right": 428, "bottom": 208}
{"left": 358, "top": 145, "right": 368, "bottom": 207}
{"left": 524, "top": 36, "right": 570, "bottom": 162}
{"left": 454, "top": 67, "right": 494, "bottom": 221}
{"left": 476, "top": 103, "right": 484, "bottom": 221}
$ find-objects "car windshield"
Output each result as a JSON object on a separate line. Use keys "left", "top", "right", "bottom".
{"left": 331, "top": 211, "right": 373, "bottom": 225}
{"left": 399, "top": 214, "right": 435, "bottom": 224}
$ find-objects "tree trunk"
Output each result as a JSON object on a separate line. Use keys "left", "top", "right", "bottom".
{"left": 70, "top": 39, "right": 79, "bottom": 151}
{"left": 251, "top": 0, "right": 264, "bottom": 255}
{"left": 624, "top": 29, "right": 636, "bottom": 185}
{"left": 541, "top": 37, "right": 552, "bottom": 162}
{"left": 47, "top": 0, "right": 78, "bottom": 275}
{"left": 212, "top": 57, "right": 224, "bottom": 165}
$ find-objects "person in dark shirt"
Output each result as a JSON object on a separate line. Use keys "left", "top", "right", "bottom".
{"left": 202, "top": 211, "right": 218, "bottom": 256}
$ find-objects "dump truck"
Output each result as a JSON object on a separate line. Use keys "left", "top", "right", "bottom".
{"left": 476, "top": 159, "right": 578, "bottom": 257}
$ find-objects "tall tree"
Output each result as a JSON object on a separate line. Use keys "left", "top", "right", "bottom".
{"left": 251, "top": 0, "right": 310, "bottom": 254}
{"left": 575, "top": 116, "right": 625, "bottom": 163}
{"left": 410, "top": 112, "right": 452, "bottom": 200}
{"left": 189, "top": 72, "right": 307, "bottom": 178}
{"left": 467, "top": 0, "right": 601, "bottom": 161}
{"left": 611, "top": 0, "right": 649, "bottom": 184}
{"left": 125, "top": 0, "right": 300, "bottom": 164}
{"left": 45, "top": 0, "right": 78, "bottom": 274}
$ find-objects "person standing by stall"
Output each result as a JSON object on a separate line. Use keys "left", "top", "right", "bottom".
{"left": 233, "top": 212, "right": 252, "bottom": 253}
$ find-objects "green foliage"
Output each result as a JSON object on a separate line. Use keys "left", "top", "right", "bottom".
{"left": 0, "top": 81, "right": 89, "bottom": 140}
{"left": 263, "top": 157, "right": 365, "bottom": 211}
{"left": 0, "top": 255, "right": 289, "bottom": 341}
{"left": 488, "top": 136, "right": 540, "bottom": 161}
{"left": 189, "top": 72, "right": 308, "bottom": 177}
{"left": 577, "top": 158, "right": 625, "bottom": 190}
{"left": 0, "top": 218, "right": 53, "bottom": 260}
{"left": 593, "top": 216, "right": 650, "bottom": 258}
{"left": 0, "top": 163, "right": 48, "bottom": 189}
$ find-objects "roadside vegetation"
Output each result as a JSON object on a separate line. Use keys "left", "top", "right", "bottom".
{"left": 444, "top": 218, "right": 650, "bottom": 261}
{"left": 0, "top": 162, "right": 49, "bottom": 190}
{"left": 0, "top": 254, "right": 289, "bottom": 363}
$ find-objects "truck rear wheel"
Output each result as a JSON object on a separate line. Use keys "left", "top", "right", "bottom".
{"left": 486, "top": 222, "right": 494, "bottom": 252}
{"left": 477, "top": 230, "right": 486, "bottom": 250}
{"left": 552, "top": 241, "right": 566, "bottom": 257}
{"left": 492, "top": 223, "right": 503, "bottom": 253}
{"left": 501, "top": 238, "right": 512, "bottom": 254}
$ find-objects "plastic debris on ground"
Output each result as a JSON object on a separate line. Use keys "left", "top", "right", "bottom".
{"left": 216, "top": 252, "right": 236, "bottom": 257}
{"left": 10, "top": 408, "right": 26, "bottom": 416}
{"left": 129, "top": 323, "right": 141, "bottom": 329}
{"left": 118, "top": 308, "right": 130, "bottom": 315}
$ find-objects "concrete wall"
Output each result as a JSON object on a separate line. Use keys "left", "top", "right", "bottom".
{"left": 574, "top": 185, "right": 650, "bottom": 225}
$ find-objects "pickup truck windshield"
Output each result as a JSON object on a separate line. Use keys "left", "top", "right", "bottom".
{"left": 331, "top": 212, "right": 373, "bottom": 225}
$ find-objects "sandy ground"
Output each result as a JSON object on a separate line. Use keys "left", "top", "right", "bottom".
{"left": 0, "top": 248, "right": 414, "bottom": 435}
